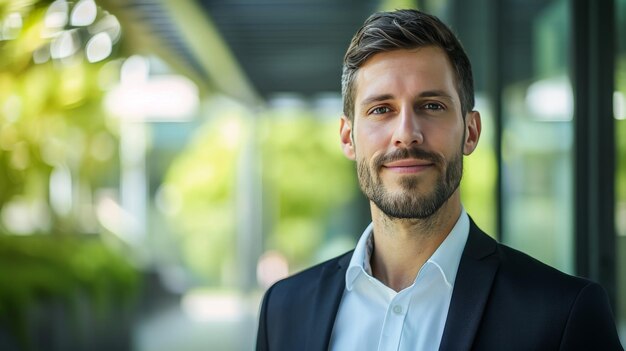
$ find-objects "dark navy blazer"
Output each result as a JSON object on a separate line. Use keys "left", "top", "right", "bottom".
{"left": 256, "top": 219, "right": 623, "bottom": 351}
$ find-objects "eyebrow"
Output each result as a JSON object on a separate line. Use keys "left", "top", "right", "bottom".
{"left": 359, "top": 90, "right": 454, "bottom": 107}
{"left": 360, "top": 94, "right": 394, "bottom": 107}
{"left": 419, "top": 90, "right": 454, "bottom": 99}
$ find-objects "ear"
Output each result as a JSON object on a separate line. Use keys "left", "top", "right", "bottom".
{"left": 340, "top": 115, "right": 356, "bottom": 160}
{"left": 463, "top": 111, "right": 482, "bottom": 155}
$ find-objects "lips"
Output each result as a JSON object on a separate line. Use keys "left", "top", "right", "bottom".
{"left": 374, "top": 148, "right": 442, "bottom": 174}
{"left": 382, "top": 159, "right": 434, "bottom": 173}
{"left": 383, "top": 159, "right": 433, "bottom": 167}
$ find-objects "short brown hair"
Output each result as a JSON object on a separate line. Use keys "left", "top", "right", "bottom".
{"left": 342, "top": 9, "right": 474, "bottom": 120}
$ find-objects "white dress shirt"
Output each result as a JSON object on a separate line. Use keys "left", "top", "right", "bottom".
{"left": 329, "top": 209, "right": 470, "bottom": 351}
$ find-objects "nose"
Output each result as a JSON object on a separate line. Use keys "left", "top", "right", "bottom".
{"left": 392, "top": 106, "right": 423, "bottom": 147}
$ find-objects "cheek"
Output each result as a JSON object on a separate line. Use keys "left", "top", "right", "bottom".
{"left": 354, "top": 130, "right": 388, "bottom": 164}
{"left": 428, "top": 122, "right": 465, "bottom": 150}
{"left": 355, "top": 121, "right": 393, "bottom": 148}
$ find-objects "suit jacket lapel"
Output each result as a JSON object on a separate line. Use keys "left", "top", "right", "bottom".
{"left": 439, "top": 220, "right": 500, "bottom": 351}
{"left": 305, "top": 251, "right": 352, "bottom": 351}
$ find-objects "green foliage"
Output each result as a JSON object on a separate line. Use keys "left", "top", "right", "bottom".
{"left": 617, "top": 54, "right": 626, "bottom": 202}
{"left": 0, "top": 233, "right": 139, "bottom": 349}
{"left": 260, "top": 109, "right": 356, "bottom": 268}
{"left": 0, "top": 3, "right": 137, "bottom": 346}
{"left": 162, "top": 99, "right": 245, "bottom": 285}
{"left": 0, "top": 0, "right": 120, "bottom": 232}
{"left": 163, "top": 101, "right": 357, "bottom": 284}
{"left": 618, "top": 118, "right": 626, "bottom": 202}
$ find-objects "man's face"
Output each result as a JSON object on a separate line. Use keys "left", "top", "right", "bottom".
{"left": 340, "top": 46, "right": 480, "bottom": 219}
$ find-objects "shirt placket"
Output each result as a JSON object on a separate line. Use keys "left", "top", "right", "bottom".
{"left": 377, "top": 290, "right": 409, "bottom": 351}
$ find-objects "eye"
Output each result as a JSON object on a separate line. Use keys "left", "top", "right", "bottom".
{"left": 423, "top": 102, "right": 445, "bottom": 111}
{"left": 369, "top": 106, "right": 392, "bottom": 115}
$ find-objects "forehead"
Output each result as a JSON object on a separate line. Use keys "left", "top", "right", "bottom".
{"left": 354, "top": 46, "right": 459, "bottom": 106}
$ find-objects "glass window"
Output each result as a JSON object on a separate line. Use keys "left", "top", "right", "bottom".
{"left": 615, "top": 0, "right": 626, "bottom": 342}
{"left": 500, "top": 0, "right": 574, "bottom": 273}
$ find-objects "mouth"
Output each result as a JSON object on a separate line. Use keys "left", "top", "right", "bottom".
{"left": 382, "top": 159, "right": 435, "bottom": 174}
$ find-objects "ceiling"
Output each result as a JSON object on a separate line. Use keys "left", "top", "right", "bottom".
{"left": 197, "top": 0, "right": 380, "bottom": 99}
{"left": 104, "top": 0, "right": 382, "bottom": 105}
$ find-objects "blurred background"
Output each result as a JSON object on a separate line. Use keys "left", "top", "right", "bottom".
{"left": 0, "top": 0, "right": 624, "bottom": 349}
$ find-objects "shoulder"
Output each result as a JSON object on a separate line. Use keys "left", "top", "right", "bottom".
{"left": 273, "top": 250, "right": 352, "bottom": 287}
{"left": 262, "top": 250, "right": 352, "bottom": 307}
{"left": 466, "top": 222, "right": 597, "bottom": 316}
{"left": 257, "top": 251, "right": 353, "bottom": 350}
{"left": 492, "top": 243, "right": 622, "bottom": 348}
{"left": 494, "top": 241, "right": 590, "bottom": 292}
{"left": 466, "top": 226, "right": 622, "bottom": 349}
{"left": 465, "top": 219, "right": 590, "bottom": 293}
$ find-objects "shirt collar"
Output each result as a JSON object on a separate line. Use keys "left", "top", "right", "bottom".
{"left": 346, "top": 222, "right": 374, "bottom": 290}
{"left": 426, "top": 208, "right": 470, "bottom": 288}
{"left": 345, "top": 208, "right": 470, "bottom": 291}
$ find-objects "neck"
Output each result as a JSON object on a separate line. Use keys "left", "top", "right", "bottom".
{"left": 369, "top": 192, "right": 462, "bottom": 292}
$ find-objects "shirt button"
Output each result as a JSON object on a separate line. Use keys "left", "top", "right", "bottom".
{"left": 392, "top": 305, "right": 403, "bottom": 315}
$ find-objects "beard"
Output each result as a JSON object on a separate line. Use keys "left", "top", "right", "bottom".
{"left": 356, "top": 147, "right": 463, "bottom": 219}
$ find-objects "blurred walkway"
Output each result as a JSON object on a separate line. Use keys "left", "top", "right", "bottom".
{"left": 133, "top": 291, "right": 260, "bottom": 351}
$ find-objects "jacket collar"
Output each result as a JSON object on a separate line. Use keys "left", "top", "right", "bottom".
{"left": 438, "top": 218, "right": 500, "bottom": 351}
{"left": 306, "top": 251, "right": 352, "bottom": 351}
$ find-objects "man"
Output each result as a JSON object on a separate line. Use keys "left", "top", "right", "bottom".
{"left": 256, "top": 9, "right": 623, "bottom": 351}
